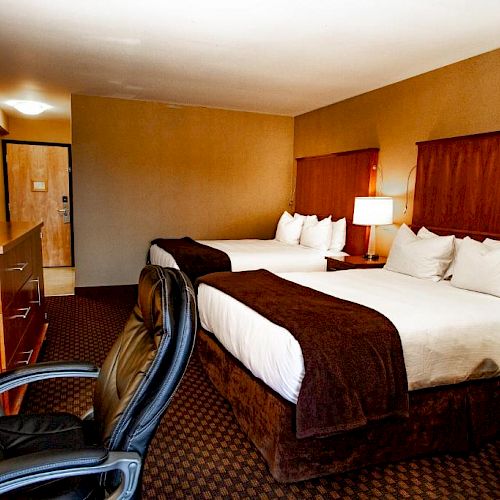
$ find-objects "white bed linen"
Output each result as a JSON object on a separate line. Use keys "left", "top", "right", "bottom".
{"left": 198, "top": 269, "right": 500, "bottom": 403}
{"left": 150, "top": 239, "right": 347, "bottom": 273}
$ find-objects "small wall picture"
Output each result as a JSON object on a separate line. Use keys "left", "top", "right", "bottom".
{"left": 31, "top": 180, "right": 47, "bottom": 192}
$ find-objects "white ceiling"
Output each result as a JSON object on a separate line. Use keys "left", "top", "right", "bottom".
{"left": 1, "top": 0, "right": 499, "bottom": 119}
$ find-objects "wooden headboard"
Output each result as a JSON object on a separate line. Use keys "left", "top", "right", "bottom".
{"left": 411, "top": 131, "right": 500, "bottom": 241}
{"left": 295, "top": 148, "right": 378, "bottom": 255}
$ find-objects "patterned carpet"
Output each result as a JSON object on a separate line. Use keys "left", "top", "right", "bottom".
{"left": 23, "top": 293, "right": 500, "bottom": 499}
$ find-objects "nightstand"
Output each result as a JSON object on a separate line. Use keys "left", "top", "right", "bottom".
{"left": 326, "top": 255, "right": 387, "bottom": 271}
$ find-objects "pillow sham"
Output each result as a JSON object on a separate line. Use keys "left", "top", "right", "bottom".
{"left": 293, "top": 213, "right": 306, "bottom": 225}
{"left": 330, "top": 217, "right": 347, "bottom": 252}
{"left": 300, "top": 216, "right": 332, "bottom": 251}
{"left": 384, "top": 224, "right": 454, "bottom": 281}
{"left": 451, "top": 237, "right": 500, "bottom": 298}
{"left": 484, "top": 238, "right": 500, "bottom": 248}
{"left": 417, "top": 226, "right": 462, "bottom": 279}
{"left": 275, "top": 211, "right": 303, "bottom": 245}
{"left": 300, "top": 214, "right": 318, "bottom": 229}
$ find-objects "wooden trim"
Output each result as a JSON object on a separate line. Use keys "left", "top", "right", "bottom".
{"left": 416, "top": 130, "right": 500, "bottom": 146}
{"left": 2, "top": 139, "right": 71, "bottom": 148}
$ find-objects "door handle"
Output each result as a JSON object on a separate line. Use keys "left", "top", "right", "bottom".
{"left": 57, "top": 207, "right": 71, "bottom": 223}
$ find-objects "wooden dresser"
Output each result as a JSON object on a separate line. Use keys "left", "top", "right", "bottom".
{"left": 0, "top": 221, "right": 47, "bottom": 414}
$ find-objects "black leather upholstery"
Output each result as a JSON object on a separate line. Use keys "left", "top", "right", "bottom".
{"left": 0, "top": 266, "right": 196, "bottom": 499}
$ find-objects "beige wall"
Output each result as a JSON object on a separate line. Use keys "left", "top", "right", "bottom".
{"left": 294, "top": 49, "right": 500, "bottom": 255}
{"left": 72, "top": 95, "right": 294, "bottom": 286}
{"left": 0, "top": 115, "right": 71, "bottom": 222}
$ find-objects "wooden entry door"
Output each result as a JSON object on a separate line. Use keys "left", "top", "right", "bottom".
{"left": 4, "top": 142, "right": 72, "bottom": 267}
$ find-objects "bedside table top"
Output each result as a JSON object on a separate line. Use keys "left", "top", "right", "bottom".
{"left": 326, "top": 255, "right": 387, "bottom": 270}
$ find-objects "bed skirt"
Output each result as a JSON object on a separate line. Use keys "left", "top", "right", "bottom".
{"left": 197, "top": 329, "right": 500, "bottom": 483}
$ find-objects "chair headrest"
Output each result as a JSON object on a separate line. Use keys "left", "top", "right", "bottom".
{"left": 137, "top": 265, "right": 169, "bottom": 333}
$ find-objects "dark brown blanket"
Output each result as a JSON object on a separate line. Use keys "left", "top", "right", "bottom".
{"left": 151, "top": 237, "right": 231, "bottom": 283}
{"left": 198, "top": 270, "right": 409, "bottom": 438}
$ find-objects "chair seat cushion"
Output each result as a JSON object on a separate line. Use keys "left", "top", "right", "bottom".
{"left": 0, "top": 413, "right": 101, "bottom": 499}
{"left": 0, "top": 413, "right": 85, "bottom": 459}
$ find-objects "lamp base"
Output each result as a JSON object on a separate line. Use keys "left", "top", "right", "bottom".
{"left": 363, "top": 253, "right": 379, "bottom": 261}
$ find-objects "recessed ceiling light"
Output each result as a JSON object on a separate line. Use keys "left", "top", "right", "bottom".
{"left": 6, "top": 100, "right": 53, "bottom": 116}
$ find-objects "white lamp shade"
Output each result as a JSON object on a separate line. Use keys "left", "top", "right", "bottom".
{"left": 353, "top": 197, "right": 393, "bottom": 226}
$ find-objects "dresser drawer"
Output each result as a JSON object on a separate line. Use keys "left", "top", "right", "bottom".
{"left": 1, "top": 236, "right": 34, "bottom": 309}
{"left": 3, "top": 277, "right": 40, "bottom": 367}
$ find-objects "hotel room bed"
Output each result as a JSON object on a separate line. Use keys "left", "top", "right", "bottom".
{"left": 196, "top": 267, "right": 500, "bottom": 482}
{"left": 199, "top": 269, "right": 500, "bottom": 404}
{"left": 148, "top": 147, "right": 379, "bottom": 282}
{"left": 149, "top": 238, "right": 347, "bottom": 274}
{"left": 195, "top": 132, "right": 500, "bottom": 482}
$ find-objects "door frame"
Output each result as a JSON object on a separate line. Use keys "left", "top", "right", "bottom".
{"left": 1, "top": 139, "right": 75, "bottom": 267}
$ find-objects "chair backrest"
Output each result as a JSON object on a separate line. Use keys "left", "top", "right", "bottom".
{"left": 93, "top": 265, "right": 196, "bottom": 456}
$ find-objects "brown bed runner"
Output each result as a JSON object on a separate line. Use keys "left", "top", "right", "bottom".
{"left": 151, "top": 237, "right": 231, "bottom": 283}
{"left": 198, "top": 270, "right": 409, "bottom": 438}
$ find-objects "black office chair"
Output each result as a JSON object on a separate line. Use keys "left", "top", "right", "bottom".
{"left": 0, "top": 265, "right": 196, "bottom": 499}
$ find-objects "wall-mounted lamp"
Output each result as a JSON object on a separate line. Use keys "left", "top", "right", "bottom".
{"left": 403, "top": 165, "right": 417, "bottom": 214}
{"left": 353, "top": 196, "right": 393, "bottom": 260}
{"left": 6, "top": 100, "right": 52, "bottom": 116}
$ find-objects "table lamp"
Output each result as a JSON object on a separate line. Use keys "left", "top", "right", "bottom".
{"left": 353, "top": 197, "right": 393, "bottom": 260}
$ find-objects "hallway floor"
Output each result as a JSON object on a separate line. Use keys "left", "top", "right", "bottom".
{"left": 43, "top": 267, "right": 75, "bottom": 296}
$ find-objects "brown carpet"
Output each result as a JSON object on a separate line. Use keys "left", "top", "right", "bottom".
{"left": 23, "top": 293, "right": 500, "bottom": 499}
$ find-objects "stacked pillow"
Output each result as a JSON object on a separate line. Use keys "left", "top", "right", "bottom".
{"left": 384, "top": 224, "right": 454, "bottom": 281}
{"left": 450, "top": 237, "right": 500, "bottom": 298}
{"left": 275, "top": 211, "right": 303, "bottom": 245}
{"left": 416, "top": 226, "right": 462, "bottom": 279}
{"left": 275, "top": 212, "right": 347, "bottom": 252}
{"left": 385, "top": 224, "right": 500, "bottom": 298}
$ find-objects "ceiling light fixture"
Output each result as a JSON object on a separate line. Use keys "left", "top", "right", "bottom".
{"left": 6, "top": 100, "right": 53, "bottom": 116}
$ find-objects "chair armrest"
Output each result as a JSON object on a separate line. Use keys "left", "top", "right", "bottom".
{"left": 0, "top": 361, "right": 99, "bottom": 394}
{"left": 0, "top": 448, "right": 142, "bottom": 498}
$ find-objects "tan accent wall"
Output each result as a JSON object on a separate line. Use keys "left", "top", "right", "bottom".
{"left": 294, "top": 49, "right": 500, "bottom": 255}
{"left": 0, "top": 115, "right": 71, "bottom": 222}
{"left": 72, "top": 95, "right": 294, "bottom": 286}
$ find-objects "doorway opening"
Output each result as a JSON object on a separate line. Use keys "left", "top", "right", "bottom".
{"left": 2, "top": 140, "right": 75, "bottom": 295}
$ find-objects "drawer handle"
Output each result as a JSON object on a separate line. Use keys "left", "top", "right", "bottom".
{"left": 7, "top": 262, "right": 28, "bottom": 272}
{"left": 15, "top": 349, "right": 34, "bottom": 366}
{"left": 29, "top": 277, "right": 41, "bottom": 306}
{"left": 9, "top": 306, "right": 31, "bottom": 320}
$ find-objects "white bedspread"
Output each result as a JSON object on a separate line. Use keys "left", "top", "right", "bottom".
{"left": 150, "top": 239, "right": 346, "bottom": 273}
{"left": 198, "top": 269, "right": 500, "bottom": 403}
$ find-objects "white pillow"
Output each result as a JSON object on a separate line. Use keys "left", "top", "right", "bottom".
{"left": 275, "top": 211, "right": 303, "bottom": 245}
{"left": 329, "top": 217, "right": 347, "bottom": 252}
{"left": 301, "top": 214, "right": 318, "bottom": 229}
{"left": 293, "top": 213, "right": 306, "bottom": 225}
{"left": 417, "top": 227, "right": 462, "bottom": 279}
{"left": 300, "top": 216, "right": 332, "bottom": 251}
{"left": 484, "top": 238, "right": 500, "bottom": 248}
{"left": 384, "top": 224, "right": 454, "bottom": 281}
{"left": 451, "top": 237, "right": 500, "bottom": 298}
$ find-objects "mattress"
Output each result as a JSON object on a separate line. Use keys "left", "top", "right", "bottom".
{"left": 150, "top": 239, "right": 347, "bottom": 273}
{"left": 198, "top": 269, "right": 500, "bottom": 403}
